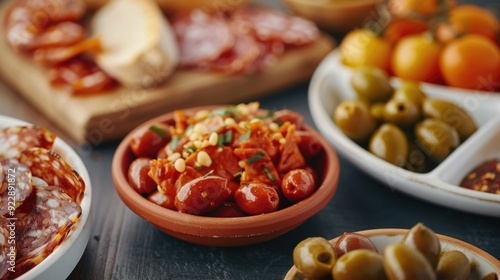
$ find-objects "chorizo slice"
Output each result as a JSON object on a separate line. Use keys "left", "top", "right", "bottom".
{"left": 0, "top": 215, "right": 12, "bottom": 280}
{"left": 0, "top": 126, "right": 56, "bottom": 159}
{"left": 18, "top": 148, "right": 85, "bottom": 203}
{"left": 277, "top": 125, "right": 305, "bottom": 173}
{"left": 13, "top": 185, "right": 81, "bottom": 278}
{"left": 0, "top": 158, "right": 33, "bottom": 216}
{"left": 234, "top": 147, "right": 281, "bottom": 188}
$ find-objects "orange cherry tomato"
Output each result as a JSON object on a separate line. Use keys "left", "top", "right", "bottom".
{"left": 440, "top": 34, "right": 500, "bottom": 91}
{"left": 340, "top": 29, "right": 392, "bottom": 73}
{"left": 391, "top": 33, "right": 443, "bottom": 84}
{"left": 383, "top": 18, "right": 429, "bottom": 45}
{"left": 388, "top": 0, "right": 456, "bottom": 16}
{"left": 447, "top": 5, "right": 500, "bottom": 43}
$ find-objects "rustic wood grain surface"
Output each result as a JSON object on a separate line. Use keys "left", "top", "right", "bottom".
{"left": 0, "top": 0, "right": 499, "bottom": 279}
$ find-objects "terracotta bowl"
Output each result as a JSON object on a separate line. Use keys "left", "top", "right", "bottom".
{"left": 285, "top": 228, "right": 500, "bottom": 279}
{"left": 112, "top": 105, "right": 340, "bottom": 246}
{"left": 281, "top": 0, "right": 384, "bottom": 34}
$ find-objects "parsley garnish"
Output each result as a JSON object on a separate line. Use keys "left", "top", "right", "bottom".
{"left": 224, "top": 130, "right": 233, "bottom": 144}
{"left": 262, "top": 165, "right": 275, "bottom": 181}
{"left": 239, "top": 130, "right": 250, "bottom": 142}
{"left": 246, "top": 151, "right": 265, "bottom": 163}
{"left": 170, "top": 135, "right": 180, "bottom": 150}
{"left": 149, "top": 125, "right": 167, "bottom": 138}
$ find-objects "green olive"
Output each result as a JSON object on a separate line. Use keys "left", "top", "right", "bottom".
{"left": 369, "top": 124, "right": 409, "bottom": 167}
{"left": 402, "top": 223, "right": 441, "bottom": 268}
{"left": 405, "top": 143, "right": 428, "bottom": 173}
{"left": 293, "top": 237, "right": 336, "bottom": 278}
{"left": 350, "top": 67, "right": 393, "bottom": 103}
{"left": 384, "top": 98, "right": 421, "bottom": 127}
{"left": 393, "top": 82, "right": 427, "bottom": 106}
{"left": 333, "top": 249, "right": 388, "bottom": 280}
{"left": 334, "top": 100, "right": 377, "bottom": 144}
{"left": 422, "top": 99, "right": 477, "bottom": 141}
{"left": 436, "top": 250, "right": 471, "bottom": 280}
{"left": 383, "top": 243, "right": 436, "bottom": 280}
{"left": 415, "top": 119, "right": 460, "bottom": 162}
{"left": 370, "top": 102, "right": 386, "bottom": 123}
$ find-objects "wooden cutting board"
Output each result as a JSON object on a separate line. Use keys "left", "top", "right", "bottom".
{"left": 0, "top": 2, "right": 334, "bottom": 144}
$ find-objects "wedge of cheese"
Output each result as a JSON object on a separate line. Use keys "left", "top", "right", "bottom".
{"left": 91, "top": 0, "right": 179, "bottom": 88}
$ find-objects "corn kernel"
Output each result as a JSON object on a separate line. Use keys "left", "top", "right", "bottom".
{"left": 189, "top": 132, "right": 200, "bottom": 141}
{"left": 279, "top": 138, "right": 286, "bottom": 145}
{"left": 236, "top": 103, "right": 249, "bottom": 115}
{"left": 269, "top": 122, "right": 279, "bottom": 131}
{"left": 167, "top": 152, "right": 181, "bottom": 162}
{"left": 193, "top": 123, "right": 209, "bottom": 135}
{"left": 272, "top": 132, "right": 283, "bottom": 140}
{"left": 194, "top": 110, "right": 210, "bottom": 121}
{"left": 202, "top": 140, "right": 210, "bottom": 148}
{"left": 197, "top": 151, "right": 212, "bottom": 167}
{"left": 238, "top": 161, "right": 245, "bottom": 168}
{"left": 193, "top": 140, "right": 203, "bottom": 149}
{"left": 174, "top": 158, "right": 186, "bottom": 172}
{"left": 208, "top": 132, "right": 218, "bottom": 146}
{"left": 224, "top": 118, "right": 236, "bottom": 126}
{"left": 250, "top": 118, "right": 261, "bottom": 124}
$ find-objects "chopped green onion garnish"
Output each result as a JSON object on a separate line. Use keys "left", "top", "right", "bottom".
{"left": 183, "top": 146, "right": 196, "bottom": 153}
{"left": 262, "top": 165, "right": 275, "bottom": 181}
{"left": 224, "top": 130, "right": 233, "bottom": 144}
{"left": 149, "top": 125, "right": 167, "bottom": 138}
{"left": 257, "top": 110, "right": 275, "bottom": 120}
{"left": 217, "top": 133, "right": 225, "bottom": 147}
{"left": 170, "top": 135, "right": 180, "bottom": 150}
{"left": 246, "top": 151, "right": 265, "bottom": 163}
{"left": 239, "top": 130, "right": 250, "bottom": 142}
{"left": 211, "top": 108, "right": 229, "bottom": 116}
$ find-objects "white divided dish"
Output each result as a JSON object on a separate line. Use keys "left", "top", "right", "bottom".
{"left": 1, "top": 115, "right": 92, "bottom": 280}
{"left": 308, "top": 50, "right": 500, "bottom": 217}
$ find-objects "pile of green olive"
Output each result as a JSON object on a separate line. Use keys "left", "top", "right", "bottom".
{"left": 292, "top": 223, "right": 498, "bottom": 280}
{"left": 333, "top": 67, "right": 478, "bottom": 172}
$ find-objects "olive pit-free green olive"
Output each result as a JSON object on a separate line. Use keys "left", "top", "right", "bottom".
{"left": 402, "top": 223, "right": 441, "bottom": 268}
{"left": 370, "top": 102, "right": 386, "bottom": 123}
{"left": 384, "top": 98, "right": 421, "bottom": 127}
{"left": 383, "top": 243, "right": 437, "bottom": 280}
{"left": 436, "top": 250, "right": 471, "bottom": 280}
{"left": 334, "top": 100, "right": 377, "bottom": 143}
{"left": 392, "top": 82, "right": 427, "bottom": 106}
{"left": 350, "top": 67, "right": 394, "bottom": 103}
{"left": 422, "top": 99, "right": 477, "bottom": 141}
{"left": 369, "top": 124, "right": 409, "bottom": 167}
{"left": 293, "top": 237, "right": 336, "bottom": 278}
{"left": 415, "top": 119, "right": 460, "bottom": 162}
{"left": 333, "top": 249, "right": 388, "bottom": 280}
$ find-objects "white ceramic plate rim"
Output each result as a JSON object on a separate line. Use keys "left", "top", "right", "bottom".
{"left": 0, "top": 115, "right": 92, "bottom": 280}
{"left": 308, "top": 49, "right": 500, "bottom": 217}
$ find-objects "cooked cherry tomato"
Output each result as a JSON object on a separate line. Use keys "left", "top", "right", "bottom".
{"left": 147, "top": 191, "right": 175, "bottom": 210}
{"left": 208, "top": 201, "right": 246, "bottom": 217}
{"left": 391, "top": 33, "right": 443, "bottom": 84}
{"left": 175, "top": 176, "right": 230, "bottom": 215}
{"left": 129, "top": 123, "right": 171, "bottom": 158}
{"left": 128, "top": 157, "right": 157, "bottom": 195}
{"left": 334, "top": 232, "right": 378, "bottom": 258}
{"left": 440, "top": 34, "right": 500, "bottom": 91}
{"left": 340, "top": 29, "right": 392, "bottom": 73}
{"left": 234, "top": 182, "right": 279, "bottom": 215}
{"left": 281, "top": 169, "right": 315, "bottom": 203}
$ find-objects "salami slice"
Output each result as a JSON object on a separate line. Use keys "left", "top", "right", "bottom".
{"left": 18, "top": 148, "right": 85, "bottom": 203}
{"left": 245, "top": 40, "right": 284, "bottom": 73}
{"left": 172, "top": 10, "right": 235, "bottom": 67}
{"left": 0, "top": 215, "right": 13, "bottom": 280}
{"left": 0, "top": 158, "right": 33, "bottom": 216}
{"left": 208, "top": 32, "right": 260, "bottom": 74}
{"left": 0, "top": 126, "right": 56, "bottom": 159}
{"left": 13, "top": 185, "right": 81, "bottom": 278}
{"left": 231, "top": 8, "right": 319, "bottom": 46}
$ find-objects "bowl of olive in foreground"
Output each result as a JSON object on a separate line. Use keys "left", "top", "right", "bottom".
{"left": 308, "top": 49, "right": 500, "bottom": 217}
{"left": 285, "top": 223, "right": 500, "bottom": 280}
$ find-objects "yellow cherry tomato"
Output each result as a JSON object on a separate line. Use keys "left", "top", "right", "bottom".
{"left": 440, "top": 34, "right": 500, "bottom": 91}
{"left": 340, "top": 29, "right": 392, "bottom": 73}
{"left": 391, "top": 33, "right": 443, "bottom": 84}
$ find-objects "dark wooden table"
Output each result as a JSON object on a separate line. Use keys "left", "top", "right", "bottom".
{"left": 1, "top": 0, "right": 499, "bottom": 279}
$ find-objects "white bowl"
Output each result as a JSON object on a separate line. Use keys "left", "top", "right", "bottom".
{"left": 0, "top": 115, "right": 92, "bottom": 280}
{"left": 308, "top": 49, "right": 500, "bottom": 217}
{"left": 285, "top": 228, "right": 500, "bottom": 279}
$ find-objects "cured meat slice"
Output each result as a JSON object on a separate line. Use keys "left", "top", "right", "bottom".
{"left": 245, "top": 40, "right": 284, "bottom": 73}
{"left": 0, "top": 158, "right": 33, "bottom": 216}
{"left": 231, "top": 8, "right": 319, "bottom": 46}
{"left": 172, "top": 10, "right": 235, "bottom": 67}
{"left": 0, "top": 215, "right": 13, "bottom": 280}
{"left": 18, "top": 148, "right": 85, "bottom": 203}
{"left": 13, "top": 185, "right": 81, "bottom": 278}
{"left": 0, "top": 126, "right": 56, "bottom": 159}
{"left": 208, "top": 32, "right": 260, "bottom": 74}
